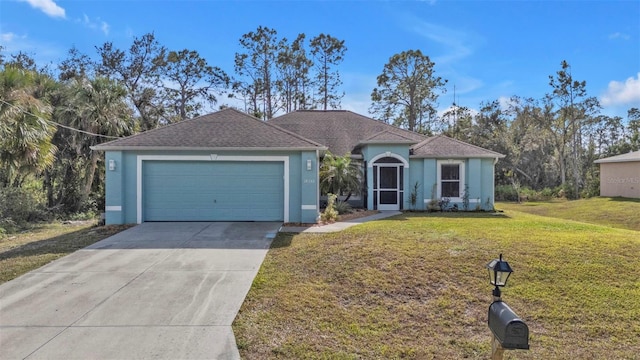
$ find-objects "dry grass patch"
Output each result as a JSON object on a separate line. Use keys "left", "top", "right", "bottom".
{"left": 0, "top": 222, "right": 133, "bottom": 283}
{"left": 234, "top": 211, "right": 640, "bottom": 359}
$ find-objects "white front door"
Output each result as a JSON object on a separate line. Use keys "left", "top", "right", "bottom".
{"left": 377, "top": 165, "right": 400, "bottom": 211}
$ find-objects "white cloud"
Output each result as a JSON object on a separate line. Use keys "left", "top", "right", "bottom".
{"left": 608, "top": 32, "right": 630, "bottom": 40}
{"left": 498, "top": 96, "right": 518, "bottom": 111}
{"left": 0, "top": 31, "right": 63, "bottom": 63}
{"left": 77, "top": 14, "right": 110, "bottom": 35}
{"left": 101, "top": 22, "right": 110, "bottom": 36}
{"left": 1, "top": 32, "right": 30, "bottom": 52}
{"left": 408, "top": 19, "right": 479, "bottom": 65}
{"left": 1, "top": 32, "right": 17, "bottom": 42}
{"left": 19, "top": 0, "right": 65, "bottom": 18}
{"left": 601, "top": 73, "right": 640, "bottom": 106}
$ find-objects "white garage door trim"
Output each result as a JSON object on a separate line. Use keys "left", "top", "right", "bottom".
{"left": 136, "top": 155, "right": 289, "bottom": 224}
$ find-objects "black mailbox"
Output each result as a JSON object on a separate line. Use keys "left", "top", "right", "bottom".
{"left": 488, "top": 301, "right": 529, "bottom": 350}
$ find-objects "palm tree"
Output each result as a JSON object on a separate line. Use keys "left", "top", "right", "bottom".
{"left": 319, "top": 151, "right": 362, "bottom": 201}
{"left": 56, "top": 76, "right": 133, "bottom": 200}
{"left": 0, "top": 67, "right": 57, "bottom": 186}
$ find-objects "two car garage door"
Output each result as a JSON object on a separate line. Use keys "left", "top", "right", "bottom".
{"left": 142, "top": 161, "right": 284, "bottom": 222}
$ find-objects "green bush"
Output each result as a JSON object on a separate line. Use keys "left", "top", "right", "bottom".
{"left": 497, "top": 185, "right": 568, "bottom": 202}
{"left": 495, "top": 185, "right": 519, "bottom": 201}
{"left": 321, "top": 194, "right": 339, "bottom": 223}
{"left": 0, "top": 186, "right": 50, "bottom": 232}
{"left": 333, "top": 201, "right": 353, "bottom": 215}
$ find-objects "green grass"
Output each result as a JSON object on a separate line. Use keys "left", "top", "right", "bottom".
{"left": 497, "top": 197, "right": 640, "bottom": 231}
{"left": 233, "top": 209, "right": 640, "bottom": 359}
{"left": 0, "top": 222, "right": 133, "bottom": 284}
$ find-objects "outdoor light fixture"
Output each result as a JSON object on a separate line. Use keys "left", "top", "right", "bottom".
{"left": 486, "top": 253, "right": 513, "bottom": 300}
{"left": 108, "top": 159, "right": 116, "bottom": 171}
{"left": 307, "top": 159, "right": 312, "bottom": 171}
{"left": 486, "top": 253, "right": 529, "bottom": 358}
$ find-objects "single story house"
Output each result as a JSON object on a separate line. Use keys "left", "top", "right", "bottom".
{"left": 93, "top": 109, "right": 505, "bottom": 225}
{"left": 594, "top": 150, "right": 640, "bottom": 198}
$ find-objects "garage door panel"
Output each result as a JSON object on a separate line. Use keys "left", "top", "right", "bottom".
{"left": 143, "top": 161, "right": 284, "bottom": 221}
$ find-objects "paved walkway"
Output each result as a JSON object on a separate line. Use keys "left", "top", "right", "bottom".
{"left": 279, "top": 211, "right": 402, "bottom": 233}
{"left": 0, "top": 222, "right": 280, "bottom": 360}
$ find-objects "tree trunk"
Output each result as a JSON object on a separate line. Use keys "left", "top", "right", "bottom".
{"left": 83, "top": 151, "right": 100, "bottom": 200}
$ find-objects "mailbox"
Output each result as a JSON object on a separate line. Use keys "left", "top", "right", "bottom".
{"left": 488, "top": 301, "right": 529, "bottom": 350}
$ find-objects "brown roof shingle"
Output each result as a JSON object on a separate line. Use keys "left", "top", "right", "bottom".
{"left": 93, "top": 108, "right": 326, "bottom": 151}
{"left": 268, "top": 110, "right": 426, "bottom": 155}
{"left": 411, "top": 135, "right": 505, "bottom": 158}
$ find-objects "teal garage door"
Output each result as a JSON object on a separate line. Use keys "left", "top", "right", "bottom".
{"left": 143, "top": 161, "right": 284, "bottom": 221}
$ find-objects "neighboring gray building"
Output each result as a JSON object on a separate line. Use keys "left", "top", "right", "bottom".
{"left": 594, "top": 150, "right": 640, "bottom": 199}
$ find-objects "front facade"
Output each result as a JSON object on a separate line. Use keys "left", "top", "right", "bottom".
{"left": 270, "top": 111, "right": 505, "bottom": 213}
{"left": 95, "top": 109, "right": 505, "bottom": 225}
{"left": 94, "top": 109, "right": 325, "bottom": 224}
{"left": 594, "top": 151, "right": 640, "bottom": 198}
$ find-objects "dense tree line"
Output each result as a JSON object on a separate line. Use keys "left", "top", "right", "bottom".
{"left": 1, "top": 28, "right": 638, "bottom": 233}
{"left": 0, "top": 27, "right": 348, "bottom": 228}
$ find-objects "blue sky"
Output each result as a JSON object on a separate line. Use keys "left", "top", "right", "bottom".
{"left": 1, "top": 0, "right": 639, "bottom": 119}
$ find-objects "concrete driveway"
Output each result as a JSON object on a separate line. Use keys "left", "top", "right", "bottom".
{"left": 0, "top": 222, "right": 280, "bottom": 360}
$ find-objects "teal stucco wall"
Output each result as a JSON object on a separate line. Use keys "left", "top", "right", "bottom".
{"left": 102, "top": 149, "right": 318, "bottom": 224}
{"left": 359, "top": 143, "right": 499, "bottom": 211}
{"left": 412, "top": 157, "right": 497, "bottom": 211}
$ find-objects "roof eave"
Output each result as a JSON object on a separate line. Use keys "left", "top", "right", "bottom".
{"left": 358, "top": 140, "right": 419, "bottom": 146}
{"left": 409, "top": 154, "right": 506, "bottom": 159}
{"left": 91, "top": 145, "right": 328, "bottom": 152}
{"left": 594, "top": 158, "right": 640, "bottom": 164}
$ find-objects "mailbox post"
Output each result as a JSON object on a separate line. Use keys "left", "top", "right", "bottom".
{"left": 486, "top": 254, "right": 529, "bottom": 359}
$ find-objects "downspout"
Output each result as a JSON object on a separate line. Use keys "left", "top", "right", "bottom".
{"left": 492, "top": 157, "right": 499, "bottom": 209}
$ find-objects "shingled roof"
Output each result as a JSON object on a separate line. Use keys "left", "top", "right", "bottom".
{"left": 594, "top": 150, "right": 640, "bottom": 163}
{"left": 268, "top": 110, "right": 426, "bottom": 155}
{"left": 411, "top": 135, "right": 505, "bottom": 158}
{"left": 92, "top": 108, "right": 326, "bottom": 151}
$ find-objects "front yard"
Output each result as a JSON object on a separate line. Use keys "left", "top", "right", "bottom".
{"left": 233, "top": 200, "right": 640, "bottom": 359}
{"left": 0, "top": 222, "right": 132, "bottom": 284}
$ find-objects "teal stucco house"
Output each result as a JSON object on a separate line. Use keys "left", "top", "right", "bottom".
{"left": 93, "top": 109, "right": 504, "bottom": 225}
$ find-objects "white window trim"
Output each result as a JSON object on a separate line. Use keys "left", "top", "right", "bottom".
{"left": 436, "top": 160, "right": 465, "bottom": 202}
{"left": 136, "top": 155, "right": 289, "bottom": 224}
{"left": 368, "top": 152, "right": 409, "bottom": 168}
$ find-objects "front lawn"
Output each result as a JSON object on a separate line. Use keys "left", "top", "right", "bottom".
{"left": 0, "top": 222, "right": 132, "bottom": 284}
{"left": 498, "top": 197, "right": 640, "bottom": 231}
{"left": 233, "top": 210, "right": 640, "bottom": 359}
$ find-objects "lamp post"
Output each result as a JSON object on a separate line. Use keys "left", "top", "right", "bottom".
{"left": 486, "top": 253, "right": 515, "bottom": 360}
{"left": 486, "top": 253, "right": 513, "bottom": 302}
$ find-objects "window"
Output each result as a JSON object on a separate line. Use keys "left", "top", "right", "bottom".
{"left": 437, "top": 160, "right": 465, "bottom": 200}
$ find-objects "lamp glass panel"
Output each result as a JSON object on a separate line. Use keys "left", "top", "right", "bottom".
{"left": 495, "top": 271, "right": 510, "bottom": 286}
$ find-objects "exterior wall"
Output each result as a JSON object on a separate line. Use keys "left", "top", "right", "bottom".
{"left": 408, "top": 159, "right": 424, "bottom": 210}
{"left": 412, "top": 157, "right": 497, "bottom": 211}
{"left": 104, "top": 151, "right": 124, "bottom": 224}
{"left": 103, "top": 149, "right": 318, "bottom": 224}
{"left": 599, "top": 162, "right": 640, "bottom": 198}
{"left": 299, "top": 151, "right": 321, "bottom": 222}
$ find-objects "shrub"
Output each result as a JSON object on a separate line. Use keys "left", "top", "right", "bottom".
{"left": 334, "top": 201, "right": 353, "bottom": 215}
{"left": 0, "top": 186, "right": 50, "bottom": 231}
{"left": 321, "top": 194, "right": 339, "bottom": 223}
{"left": 409, "top": 182, "right": 420, "bottom": 210}
{"left": 495, "top": 185, "right": 519, "bottom": 201}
